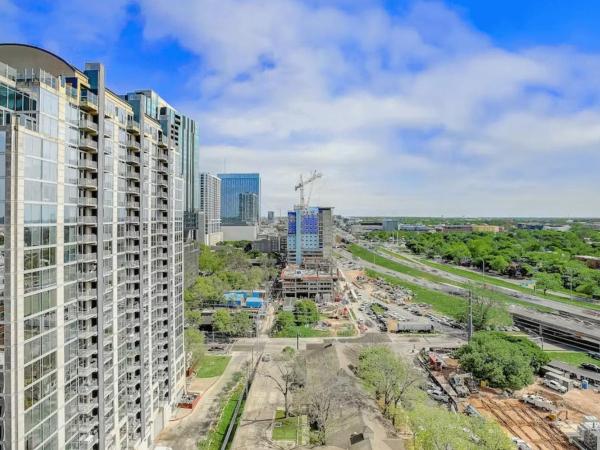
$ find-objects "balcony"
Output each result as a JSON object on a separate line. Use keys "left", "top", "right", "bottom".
{"left": 126, "top": 170, "right": 140, "bottom": 181}
{"left": 156, "top": 150, "right": 168, "bottom": 162}
{"left": 79, "top": 118, "right": 98, "bottom": 136}
{"left": 78, "top": 177, "right": 98, "bottom": 190}
{"left": 79, "top": 233, "right": 97, "bottom": 244}
{"left": 78, "top": 215, "right": 97, "bottom": 225}
{"left": 79, "top": 307, "right": 97, "bottom": 321}
{"left": 124, "top": 231, "right": 139, "bottom": 239}
{"left": 79, "top": 288, "right": 97, "bottom": 301}
{"left": 126, "top": 200, "right": 140, "bottom": 209}
{"left": 79, "top": 138, "right": 98, "bottom": 153}
{"left": 78, "top": 196, "right": 98, "bottom": 207}
{"left": 80, "top": 91, "right": 99, "bottom": 113}
{"left": 80, "top": 270, "right": 97, "bottom": 282}
{"left": 78, "top": 252, "right": 97, "bottom": 263}
{"left": 125, "top": 215, "right": 140, "bottom": 224}
{"left": 79, "top": 159, "right": 98, "bottom": 171}
{"left": 158, "top": 135, "right": 168, "bottom": 149}
{"left": 127, "top": 139, "right": 141, "bottom": 151}
{"left": 127, "top": 118, "right": 140, "bottom": 135}
{"left": 126, "top": 154, "right": 140, "bottom": 165}
{"left": 126, "top": 185, "right": 140, "bottom": 195}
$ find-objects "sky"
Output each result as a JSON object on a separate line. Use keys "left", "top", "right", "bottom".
{"left": 1, "top": 0, "right": 600, "bottom": 217}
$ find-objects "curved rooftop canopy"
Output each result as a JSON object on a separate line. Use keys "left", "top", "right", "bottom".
{"left": 0, "top": 43, "right": 80, "bottom": 78}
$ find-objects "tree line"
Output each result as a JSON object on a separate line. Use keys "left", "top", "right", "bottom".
{"left": 369, "top": 228, "right": 600, "bottom": 298}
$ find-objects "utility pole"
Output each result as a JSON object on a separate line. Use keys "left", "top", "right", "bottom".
{"left": 467, "top": 289, "right": 473, "bottom": 341}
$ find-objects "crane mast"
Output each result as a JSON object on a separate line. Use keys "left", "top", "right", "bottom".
{"left": 295, "top": 170, "right": 322, "bottom": 210}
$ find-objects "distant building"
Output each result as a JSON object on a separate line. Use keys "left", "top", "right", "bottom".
{"left": 267, "top": 210, "right": 275, "bottom": 223}
{"left": 222, "top": 224, "right": 258, "bottom": 241}
{"left": 287, "top": 206, "right": 333, "bottom": 267}
{"left": 575, "top": 256, "right": 600, "bottom": 270}
{"left": 439, "top": 224, "right": 473, "bottom": 233}
{"left": 383, "top": 218, "right": 400, "bottom": 232}
{"left": 472, "top": 224, "right": 502, "bottom": 233}
{"left": 252, "top": 234, "right": 283, "bottom": 253}
{"left": 398, "top": 224, "right": 432, "bottom": 232}
{"left": 218, "top": 173, "right": 260, "bottom": 225}
{"left": 517, "top": 223, "right": 544, "bottom": 230}
{"left": 199, "top": 173, "right": 223, "bottom": 245}
{"left": 239, "top": 191, "right": 259, "bottom": 224}
{"left": 543, "top": 224, "right": 572, "bottom": 232}
{"left": 350, "top": 220, "right": 383, "bottom": 234}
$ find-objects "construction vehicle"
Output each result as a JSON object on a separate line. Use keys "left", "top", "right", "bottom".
{"left": 521, "top": 394, "right": 555, "bottom": 411}
{"left": 449, "top": 374, "right": 472, "bottom": 397}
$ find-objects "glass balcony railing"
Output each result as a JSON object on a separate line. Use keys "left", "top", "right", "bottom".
{"left": 0, "top": 61, "right": 17, "bottom": 81}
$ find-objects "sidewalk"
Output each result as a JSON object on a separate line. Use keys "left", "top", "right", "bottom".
{"left": 155, "top": 352, "right": 249, "bottom": 450}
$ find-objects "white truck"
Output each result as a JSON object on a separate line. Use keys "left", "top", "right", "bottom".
{"left": 521, "top": 394, "right": 555, "bottom": 411}
{"left": 543, "top": 379, "right": 567, "bottom": 394}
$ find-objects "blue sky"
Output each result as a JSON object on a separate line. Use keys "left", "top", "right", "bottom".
{"left": 1, "top": 0, "right": 599, "bottom": 216}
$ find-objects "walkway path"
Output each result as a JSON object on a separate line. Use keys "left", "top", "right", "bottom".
{"left": 155, "top": 352, "right": 249, "bottom": 450}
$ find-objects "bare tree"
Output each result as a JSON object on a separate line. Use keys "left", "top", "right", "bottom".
{"left": 298, "top": 373, "right": 359, "bottom": 445}
{"left": 260, "top": 352, "right": 303, "bottom": 418}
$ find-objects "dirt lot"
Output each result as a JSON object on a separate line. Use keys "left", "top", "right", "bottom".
{"left": 467, "top": 378, "right": 600, "bottom": 450}
{"left": 469, "top": 389, "right": 574, "bottom": 450}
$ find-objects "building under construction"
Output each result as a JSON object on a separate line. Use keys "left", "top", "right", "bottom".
{"left": 279, "top": 265, "right": 339, "bottom": 301}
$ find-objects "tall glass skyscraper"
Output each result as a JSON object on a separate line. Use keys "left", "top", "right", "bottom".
{"left": 0, "top": 44, "right": 188, "bottom": 450}
{"left": 217, "top": 173, "right": 260, "bottom": 225}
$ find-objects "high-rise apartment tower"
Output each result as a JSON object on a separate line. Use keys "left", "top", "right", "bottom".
{"left": 0, "top": 44, "right": 186, "bottom": 450}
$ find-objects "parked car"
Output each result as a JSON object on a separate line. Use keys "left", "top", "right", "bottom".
{"left": 581, "top": 362, "right": 600, "bottom": 373}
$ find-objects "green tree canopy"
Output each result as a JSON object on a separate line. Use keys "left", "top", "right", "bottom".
{"left": 456, "top": 332, "right": 550, "bottom": 390}
{"left": 212, "top": 309, "right": 233, "bottom": 334}
{"left": 294, "top": 299, "right": 319, "bottom": 326}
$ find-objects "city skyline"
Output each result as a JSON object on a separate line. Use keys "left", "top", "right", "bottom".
{"left": 1, "top": 1, "right": 599, "bottom": 217}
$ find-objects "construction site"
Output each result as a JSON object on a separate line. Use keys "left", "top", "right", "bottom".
{"left": 421, "top": 347, "right": 600, "bottom": 450}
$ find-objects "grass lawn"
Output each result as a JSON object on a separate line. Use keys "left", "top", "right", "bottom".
{"left": 197, "top": 383, "right": 244, "bottom": 450}
{"left": 336, "top": 325, "right": 356, "bottom": 337}
{"left": 352, "top": 245, "right": 551, "bottom": 314}
{"left": 545, "top": 351, "right": 600, "bottom": 368}
{"left": 371, "top": 303, "right": 385, "bottom": 315}
{"left": 196, "top": 355, "right": 232, "bottom": 378}
{"left": 381, "top": 248, "right": 600, "bottom": 311}
{"left": 365, "top": 269, "right": 465, "bottom": 319}
{"left": 273, "top": 326, "right": 331, "bottom": 338}
{"left": 272, "top": 409, "right": 299, "bottom": 442}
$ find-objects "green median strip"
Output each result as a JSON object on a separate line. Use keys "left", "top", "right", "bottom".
{"left": 351, "top": 245, "right": 552, "bottom": 313}
{"left": 545, "top": 351, "right": 600, "bottom": 368}
{"left": 382, "top": 248, "right": 599, "bottom": 310}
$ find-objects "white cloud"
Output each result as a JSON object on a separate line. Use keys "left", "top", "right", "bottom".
{"left": 6, "top": 0, "right": 599, "bottom": 216}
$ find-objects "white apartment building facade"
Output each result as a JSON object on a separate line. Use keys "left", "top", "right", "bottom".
{"left": 198, "top": 173, "right": 223, "bottom": 245}
{"left": 0, "top": 44, "right": 185, "bottom": 450}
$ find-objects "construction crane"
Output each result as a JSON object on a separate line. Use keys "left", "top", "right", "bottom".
{"left": 295, "top": 170, "right": 322, "bottom": 209}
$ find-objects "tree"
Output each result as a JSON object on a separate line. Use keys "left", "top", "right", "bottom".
{"left": 458, "top": 294, "right": 508, "bottom": 331}
{"left": 443, "top": 242, "right": 471, "bottom": 265}
{"left": 294, "top": 300, "right": 319, "bottom": 326}
{"left": 212, "top": 309, "right": 233, "bottom": 335}
{"left": 185, "top": 327, "right": 205, "bottom": 370}
{"left": 261, "top": 351, "right": 303, "bottom": 417}
{"left": 456, "top": 332, "right": 550, "bottom": 390}
{"left": 185, "top": 309, "right": 203, "bottom": 328}
{"left": 198, "top": 245, "right": 224, "bottom": 273}
{"left": 231, "top": 310, "right": 253, "bottom": 336}
{"left": 488, "top": 255, "right": 509, "bottom": 274}
{"left": 534, "top": 272, "right": 561, "bottom": 295}
{"left": 273, "top": 311, "right": 296, "bottom": 333}
{"left": 357, "top": 345, "right": 422, "bottom": 419}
